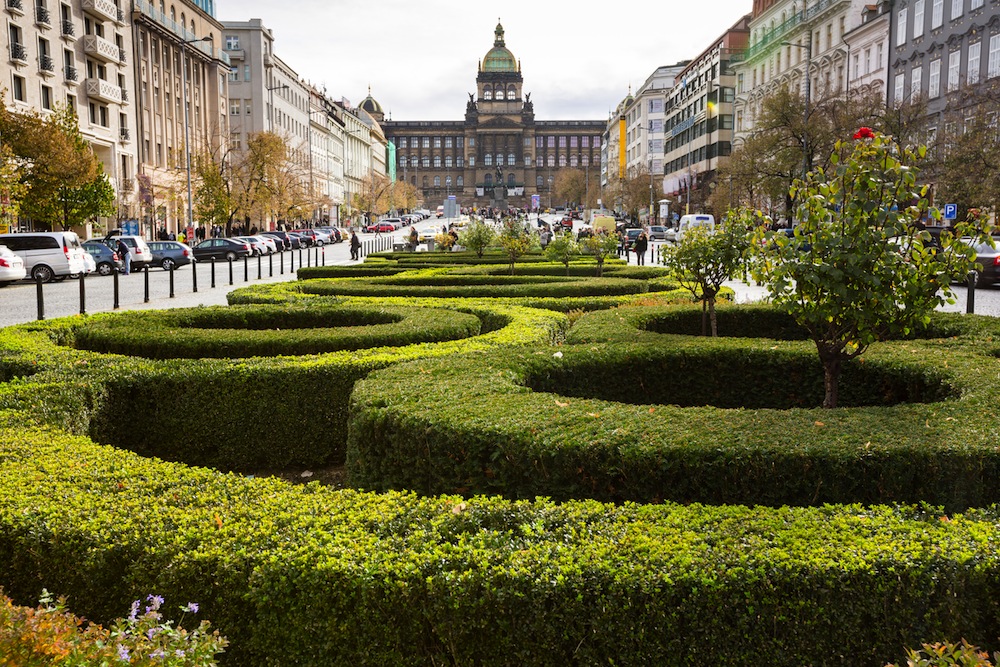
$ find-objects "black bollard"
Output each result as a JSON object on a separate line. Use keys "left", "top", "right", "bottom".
{"left": 228, "top": 257, "right": 234, "bottom": 285}
{"left": 967, "top": 273, "right": 977, "bottom": 314}
{"left": 144, "top": 265, "right": 150, "bottom": 303}
{"left": 291, "top": 247, "right": 295, "bottom": 272}
{"left": 306, "top": 247, "right": 311, "bottom": 268}
{"left": 211, "top": 257, "right": 216, "bottom": 288}
{"left": 243, "top": 254, "right": 249, "bottom": 282}
{"left": 78, "top": 271, "right": 86, "bottom": 315}
{"left": 169, "top": 263, "right": 175, "bottom": 298}
{"left": 298, "top": 247, "right": 302, "bottom": 269}
{"left": 280, "top": 249, "right": 284, "bottom": 275}
{"left": 192, "top": 258, "right": 198, "bottom": 293}
{"left": 35, "top": 276, "right": 45, "bottom": 320}
{"left": 269, "top": 253, "right": 273, "bottom": 277}
{"left": 257, "top": 253, "right": 262, "bottom": 280}
{"left": 113, "top": 269, "right": 120, "bottom": 310}
{"left": 322, "top": 246, "right": 326, "bottom": 266}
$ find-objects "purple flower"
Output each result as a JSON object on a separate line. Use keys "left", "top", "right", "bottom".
{"left": 117, "top": 644, "right": 130, "bottom": 662}
{"left": 183, "top": 602, "right": 199, "bottom": 614}
{"left": 175, "top": 649, "right": 186, "bottom": 657}
{"left": 145, "top": 594, "right": 164, "bottom": 613}
{"left": 147, "top": 627, "right": 159, "bottom": 639}
{"left": 151, "top": 648, "right": 166, "bottom": 659}
{"left": 128, "top": 600, "right": 140, "bottom": 622}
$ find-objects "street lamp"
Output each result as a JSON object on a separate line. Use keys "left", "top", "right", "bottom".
{"left": 782, "top": 32, "right": 813, "bottom": 185}
{"left": 181, "top": 35, "right": 211, "bottom": 238}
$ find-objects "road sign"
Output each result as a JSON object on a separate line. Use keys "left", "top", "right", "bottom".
{"left": 123, "top": 220, "right": 139, "bottom": 235}
{"left": 944, "top": 204, "right": 958, "bottom": 220}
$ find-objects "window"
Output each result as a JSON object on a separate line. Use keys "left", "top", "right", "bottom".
{"left": 229, "top": 100, "right": 240, "bottom": 115}
{"left": 507, "top": 85, "right": 515, "bottom": 99}
{"left": 244, "top": 102, "right": 251, "bottom": 115}
{"left": 649, "top": 98, "right": 663, "bottom": 113}
{"left": 399, "top": 156, "right": 407, "bottom": 168}
{"left": 547, "top": 136, "right": 555, "bottom": 148}
{"left": 228, "top": 68, "right": 238, "bottom": 82}
{"left": 445, "top": 156, "right": 453, "bottom": 168}
{"left": 445, "top": 137, "right": 452, "bottom": 148}
{"left": 468, "top": 156, "right": 475, "bottom": 167}
{"left": 483, "top": 88, "right": 492, "bottom": 100}
{"left": 422, "top": 156, "right": 430, "bottom": 167}
{"left": 507, "top": 153, "right": 515, "bottom": 166}
{"left": 433, "top": 137, "right": 441, "bottom": 148}
{"left": 865, "top": 48, "right": 872, "bottom": 74}
{"left": 433, "top": 176, "right": 440, "bottom": 187}
{"left": 399, "top": 138, "right": 407, "bottom": 148}
{"left": 445, "top": 176, "right": 451, "bottom": 188}
{"left": 894, "top": 72, "right": 905, "bottom": 104}
{"left": 11, "top": 75, "right": 25, "bottom": 102}
{"left": 225, "top": 35, "right": 239, "bottom": 50}
{"left": 968, "top": 41, "right": 981, "bottom": 84}
{"left": 244, "top": 65, "right": 250, "bottom": 82}
{"left": 914, "top": 0, "right": 925, "bottom": 37}
{"left": 932, "top": 0, "right": 943, "bottom": 28}
{"left": 422, "top": 137, "right": 430, "bottom": 148}
{"left": 41, "top": 85, "right": 52, "bottom": 109}
{"left": 951, "top": 0, "right": 962, "bottom": 19}
{"left": 989, "top": 34, "right": 1000, "bottom": 78}
{"left": 559, "top": 136, "right": 567, "bottom": 148}
{"left": 495, "top": 88, "right": 504, "bottom": 100}
{"left": 928, "top": 58, "right": 941, "bottom": 97}
{"left": 456, "top": 176, "right": 463, "bottom": 187}
{"left": 948, "top": 50, "right": 961, "bottom": 91}
{"left": 911, "top": 66, "right": 922, "bottom": 100}
{"left": 433, "top": 156, "right": 441, "bottom": 168}
{"left": 484, "top": 154, "right": 492, "bottom": 166}
{"left": 457, "top": 156, "right": 464, "bottom": 167}
{"left": 536, "top": 176, "right": 543, "bottom": 188}
{"left": 524, "top": 156, "right": 531, "bottom": 167}
{"left": 972, "top": 0, "right": 983, "bottom": 8}
{"left": 582, "top": 136, "right": 590, "bottom": 148}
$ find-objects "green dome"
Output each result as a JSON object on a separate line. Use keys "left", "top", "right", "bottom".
{"left": 481, "top": 21, "right": 518, "bottom": 73}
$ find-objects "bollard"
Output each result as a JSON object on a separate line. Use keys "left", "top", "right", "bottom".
{"left": 291, "top": 247, "right": 295, "bottom": 272}
{"left": 144, "top": 265, "right": 150, "bottom": 303}
{"left": 192, "top": 258, "right": 198, "bottom": 293}
{"left": 169, "top": 263, "right": 175, "bottom": 298}
{"left": 307, "top": 247, "right": 311, "bottom": 268}
{"left": 113, "top": 269, "right": 120, "bottom": 310}
{"left": 269, "top": 253, "right": 273, "bottom": 277}
{"left": 35, "top": 276, "right": 45, "bottom": 321}
{"left": 280, "top": 249, "right": 284, "bottom": 275}
{"left": 211, "top": 257, "right": 216, "bottom": 288}
{"left": 244, "top": 254, "right": 249, "bottom": 282}
{"left": 967, "top": 273, "right": 977, "bottom": 314}
{"left": 257, "top": 253, "right": 262, "bottom": 280}
{"left": 322, "top": 246, "right": 326, "bottom": 266}
{"left": 228, "top": 257, "right": 234, "bottom": 285}
{"left": 298, "top": 247, "right": 302, "bottom": 269}
{"left": 78, "top": 271, "right": 86, "bottom": 315}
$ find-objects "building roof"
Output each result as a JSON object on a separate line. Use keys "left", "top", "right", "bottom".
{"left": 481, "top": 21, "right": 518, "bottom": 73}
{"left": 359, "top": 86, "right": 384, "bottom": 117}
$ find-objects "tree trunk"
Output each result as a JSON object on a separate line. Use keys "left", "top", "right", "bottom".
{"left": 708, "top": 296, "right": 718, "bottom": 337}
{"left": 701, "top": 300, "right": 708, "bottom": 336}
{"left": 822, "top": 357, "right": 841, "bottom": 409}
{"left": 596, "top": 259, "right": 604, "bottom": 278}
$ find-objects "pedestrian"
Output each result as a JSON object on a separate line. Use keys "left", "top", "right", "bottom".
{"left": 634, "top": 231, "right": 649, "bottom": 266}
{"left": 116, "top": 238, "right": 131, "bottom": 275}
{"left": 350, "top": 230, "right": 361, "bottom": 260}
{"left": 177, "top": 230, "right": 186, "bottom": 244}
{"left": 620, "top": 231, "right": 630, "bottom": 262}
{"left": 408, "top": 226, "right": 419, "bottom": 251}
{"left": 373, "top": 222, "right": 381, "bottom": 237}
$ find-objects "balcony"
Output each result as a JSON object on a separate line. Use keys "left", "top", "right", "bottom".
{"left": 119, "top": 127, "right": 130, "bottom": 142}
{"left": 6, "top": 0, "right": 24, "bottom": 16}
{"left": 133, "top": 0, "right": 230, "bottom": 66}
{"left": 116, "top": 6, "right": 123, "bottom": 24}
{"left": 86, "top": 77, "right": 122, "bottom": 104}
{"left": 39, "top": 53, "right": 54, "bottom": 75}
{"left": 118, "top": 47, "right": 126, "bottom": 63}
{"left": 9, "top": 42, "right": 27, "bottom": 65}
{"left": 35, "top": 4, "right": 50, "bottom": 27}
{"left": 81, "top": 0, "right": 116, "bottom": 23}
{"left": 83, "top": 34, "right": 120, "bottom": 63}
{"left": 64, "top": 64, "right": 78, "bottom": 83}
{"left": 60, "top": 19, "right": 75, "bottom": 40}
{"left": 120, "top": 86, "right": 128, "bottom": 103}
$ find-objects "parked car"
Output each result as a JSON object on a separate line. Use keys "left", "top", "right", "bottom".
{"left": 147, "top": 241, "right": 195, "bottom": 270}
{"left": 0, "top": 244, "right": 26, "bottom": 285}
{"left": 82, "top": 240, "right": 125, "bottom": 276}
{"left": 191, "top": 238, "right": 253, "bottom": 262}
{"left": 0, "top": 231, "right": 88, "bottom": 283}
{"left": 624, "top": 228, "right": 643, "bottom": 248}
{"left": 648, "top": 226, "right": 670, "bottom": 241}
{"left": 104, "top": 234, "right": 154, "bottom": 271}
{"left": 261, "top": 231, "right": 298, "bottom": 250}
{"left": 235, "top": 235, "right": 276, "bottom": 256}
{"left": 365, "top": 222, "right": 396, "bottom": 233}
{"left": 964, "top": 236, "right": 1000, "bottom": 288}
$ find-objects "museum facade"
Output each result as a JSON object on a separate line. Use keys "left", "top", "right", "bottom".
{"left": 370, "top": 22, "right": 605, "bottom": 210}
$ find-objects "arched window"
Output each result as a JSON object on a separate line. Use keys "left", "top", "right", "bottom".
{"left": 434, "top": 156, "right": 441, "bottom": 168}
{"left": 570, "top": 155, "right": 578, "bottom": 167}
{"left": 169, "top": 5, "right": 175, "bottom": 21}
{"left": 483, "top": 88, "right": 492, "bottom": 100}
{"left": 485, "top": 174, "right": 493, "bottom": 185}
{"left": 507, "top": 153, "right": 515, "bottom": 166}
{"left": 485, "top": 154, "right": 493, "bottom": 166}
{"left": 410, "top": 175, "right": 416, "bottom": 186}
{"left": 422, "top": 176, "right": 428, "bottom": 187}
{"left": 536, "top": 156, "right": 543, "bottom": 167}
{"left": 445, "top": 176, "right": 452, "bottom": 187}
{"left": 507, "top": 85, "right": 516, "bottom": 99}
{"left": 422, "top": 156, "right": 430, "bottom": 168}
{"left": 411, "top": 154, "right": 417, "bottom": 166}
{"left": 547, "top": 155, "right": 555, "bottom": 167}
{"left": 524, "top": 156, "right": 531, "bottom": 167}
{"left": 559, "top": 155, "right": 567, "bottom": 167}
{"left": 400, "top": 157, "right": 407, "bottom": 168}
{"left": 496, "top": 88, "right": 505, "bottom": 100}
{"left": 508, "top": 174, "right": 514, "bottom": 185}
{"left": 536, "top": 176, "right": 543, "bottom": 188}
{"left": 445, "top": 156, "right": 453, "bottom": 168}
{"left": 434, "top": 176, "right": 440, "bottom": 187}
{"left": 457, "top": 176, "right": 463, "bottom": 187}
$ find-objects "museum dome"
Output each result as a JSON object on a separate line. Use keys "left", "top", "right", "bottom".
{"left": 359, "top": 87, "right": 384, "bottom": 120}
{"left": 481, "top": 21, "right": 518, "bottom": 73}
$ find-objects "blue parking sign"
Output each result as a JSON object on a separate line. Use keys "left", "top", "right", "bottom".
{"left": 944, "top": 204, "right": 958, "bottom": 220}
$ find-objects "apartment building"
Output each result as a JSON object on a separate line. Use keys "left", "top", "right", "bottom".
{"left": 132, "top": 0, "right": 229, "bottom": 236}
{"left": 4, "top": 0, "right": 136, "bottom": 232}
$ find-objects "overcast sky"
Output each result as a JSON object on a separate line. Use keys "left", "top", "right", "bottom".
{"left": 218, "top": 0, "right": 752, "bottom": 122}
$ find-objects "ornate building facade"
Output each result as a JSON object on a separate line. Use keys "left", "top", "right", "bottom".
{"left": 377, "top": 22, "right": 605, "bottom": 210}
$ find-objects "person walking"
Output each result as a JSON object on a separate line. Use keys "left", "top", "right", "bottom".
{"left": 116, "top": 238, "right": 131, "bottom": 275}
{"left": 350, "top": 230, "right": 361, "bottom": 260}
{"left": 633, "top": 231, "right": 649, "bottom": 266}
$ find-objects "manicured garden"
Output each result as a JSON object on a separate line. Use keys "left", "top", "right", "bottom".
{"left": 2, "top": 184, "right": 1000, "bottom": 663}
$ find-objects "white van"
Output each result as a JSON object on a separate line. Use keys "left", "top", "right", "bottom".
{"left": 675, "top": 214, "right": 716, "bottom": 243}
{"left": 0, "top": 232, "right": 88, "bottom": 283}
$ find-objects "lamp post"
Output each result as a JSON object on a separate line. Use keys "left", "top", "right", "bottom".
{"left": 782, "top": 32, "right": 812, "bottom": 185}
{"left": 181, "top": 36, "right": 211, "bottom": 239}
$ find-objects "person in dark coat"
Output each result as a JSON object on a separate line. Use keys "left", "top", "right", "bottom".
{"left": 633, "top": 231, "right": 649, "bottom": 266}
{"left": 116, "top": 238, "right": 131, "bottom": 275}
{"left": 350, "top": 231, "right": 361, "bottom": 261}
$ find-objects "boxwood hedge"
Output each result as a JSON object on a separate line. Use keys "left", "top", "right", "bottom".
{"left": 2, "top": 418, "right": 1000, "bottom": 666}
{"left": 0, "top": 299, "right": 565, "bottom": 470}
{"left": 347, "top": 306, "right": 1000, "bottom": 511}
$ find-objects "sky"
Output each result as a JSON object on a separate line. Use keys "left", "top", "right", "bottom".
{"left": 217, "top": 0, "right": 753, "bottom": 122}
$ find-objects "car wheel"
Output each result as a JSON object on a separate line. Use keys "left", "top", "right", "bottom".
{"left": 31, "top": 264, "right": 53, "bottom": 282}
{"left": 52, "top": 275, "right": 67, "bottom": 282}
{"left": 161, "top": 257, "right": 176, "bottom": 271}
{"left": 97, "top": 261, "right": 114, "bottom": 276}
{"left": 225, "top": 251, "right": 237, "bottom": 261}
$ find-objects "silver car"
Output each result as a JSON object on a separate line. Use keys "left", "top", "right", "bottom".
{"left": 0, "top": 244, "right": 26, "bottom": 285}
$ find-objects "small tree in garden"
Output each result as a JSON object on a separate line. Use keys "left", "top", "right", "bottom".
{"left": 498, "top": 220, "right": 534, "bottom": 275}
{"left": 752, "top": 129, "right": 987, "bottom": 408}
{"left": 458, "top": 219, "right": 496, "bottom": 258}
{"left": 580, "top": 232, "right": 619, "bottom": 277}
{"left": 544, "top": 232, "right": 579, "bottom": 274}
{"left": 661, "top": 221, "right": 750, "bottom": 336}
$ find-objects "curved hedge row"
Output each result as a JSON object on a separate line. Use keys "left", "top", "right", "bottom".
{"left": 0, "top": 299, "right": 565, "bottom": 471}
{"left": 296, "top": 275, "right": 649, "bottom": 299}
{"left": 71, "top": 303, "right": 482, "bottom": 359}
{"left": 2, "top": 418, "right": 1000, "bottom": 666}
{"left": 346, "top": 306, "right": 1000, "bottom": 511}
{"left": 297, "top": 262, "right": 670, "bottom": 282}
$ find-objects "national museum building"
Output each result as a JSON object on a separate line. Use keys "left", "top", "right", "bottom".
{"left": 370, "top": 22, "right": 605, "bottom": 210}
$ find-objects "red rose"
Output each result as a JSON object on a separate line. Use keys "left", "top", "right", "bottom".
{"left": 853, "top": 127, "right": 875, "bottom": 140}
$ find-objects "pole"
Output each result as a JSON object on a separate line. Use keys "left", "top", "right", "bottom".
{"left": 78, "top": 271, "right": 86, "bottom": 315}
{"left": 803, "top": 32, "right": 812, "bottom": 184}
{"left": 182, "top": 42, "right": 194, "bottom": 247}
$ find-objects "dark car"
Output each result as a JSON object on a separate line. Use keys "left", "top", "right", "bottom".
{"left": 261, "top": 231, "right": 298, "bottom": 250}
{"left": 191, "top": 238, "right": 253, "bottom": 262}
{"left": 147, "top": 241, "right": 195, "bottom": 270}
{"left": 966, "top": 236, "right": 1000, "bottom": 288}
{"left": 82, "top": 240, "right": 124, "bottom": 276}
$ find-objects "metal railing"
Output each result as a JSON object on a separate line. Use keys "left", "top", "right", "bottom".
{"left": 64, "top": 64, "right": 77, "bottom": 81}
{"left": 60, "top": 19, "right": 74, "bottom": 37}
{"left": 743, "top": 0, "right": 843, "bottom": 61}
{"left": 34, "top": 4, "right": 49, "bottom": 24}
{"left": 39, "top": 53, "right": 53, "bottom": 71}
{"left": 9, "top": 42, "right": 27, "bottom": 62}
{"left": 6, "top": 0, "right": 23, "bottom": 11}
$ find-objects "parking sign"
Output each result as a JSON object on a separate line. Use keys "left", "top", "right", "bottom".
{"left": 944, "top": 204, "right": 958, "bottom": 220}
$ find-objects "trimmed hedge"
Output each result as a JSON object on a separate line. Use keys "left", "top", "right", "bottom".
{"left": 347, "top": 307, "right": 1000, "bottom": 510}
{"left": 71, "top": 304, "right": 482, "bottom": 359}
{"left": 0, "top": 299, "right": 565, "bottom": 471}
{"left": 295, "top": 274, "right": 650, "bottom": 299}
{"left": 2, "top": 420, "right": 1000, "bottom": 666}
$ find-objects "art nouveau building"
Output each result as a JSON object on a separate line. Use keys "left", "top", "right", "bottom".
{"left": 378, "top": 22, "right": 605, "bottom": 210}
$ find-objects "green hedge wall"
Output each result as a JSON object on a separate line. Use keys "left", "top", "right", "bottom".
{"left": 71, "top": 304, "right": 482, "bottom": 359}
{"left": 0, "top": 299, "right": 565, "bottom": 471}
{"left": 347, "top": 309, "right": 1000, "bottom": 511}
{"left": 2, "top": 420, "right": 1000, "bottom": 666}
{"left": 296, "top": 275, "right": 649, "bottom": 299}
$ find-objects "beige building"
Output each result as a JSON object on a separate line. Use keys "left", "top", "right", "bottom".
{"left": 3, "top": 0, "right": 136, "bottom": 233}
{"left": 131, "top": 0, "right": 230, "bottom": 237}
